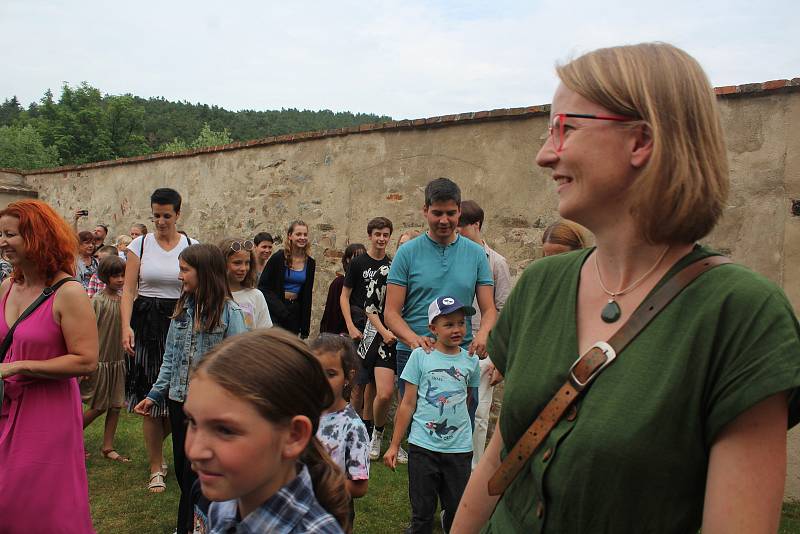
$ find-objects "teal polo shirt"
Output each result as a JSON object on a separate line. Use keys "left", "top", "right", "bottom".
{"left": 388, "top": 232, "right": 493, "bottom": 352}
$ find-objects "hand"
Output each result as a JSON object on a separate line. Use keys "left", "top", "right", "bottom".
{"left": 73, "top": 210, "right": 86, "bottom": 221}
{"left": 410, "top": 336, "right": 435, "bottom": 353}
{"left": 133, "top": 398, "right": 154, "bottom": 416}
{"left": 383, "top": 445, "right": 398, "bottom": 471}
{"left": 468, "top": 330, "right": 489, "bottom": 359}
{"left": 0, "top": 361, "right": 20, "bottom": 379}
{"left": 489, "top": 368, "right": 504, "bottom": 386}
{"left": 381, "top": 330, "right": 397, "bottom": 345}
{"left": 122, "top": 326, "right": 135, "bottom": 356}
{"left": 347, "top": 325, "right": 363, "bottom": 341}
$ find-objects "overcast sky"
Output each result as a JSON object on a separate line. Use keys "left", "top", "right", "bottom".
{"left": 1, "top": 0, "right": 797, "bottom": 120}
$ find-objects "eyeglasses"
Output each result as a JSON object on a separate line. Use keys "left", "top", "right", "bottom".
{"left": 230, "top": 240, "right": 254, "bottom": 252}
{"left": 548, "top": 113, "right": 637, "bottom": 152}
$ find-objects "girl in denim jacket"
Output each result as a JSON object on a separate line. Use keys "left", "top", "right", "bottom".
{"left": 135, "top": 243, "right": 246, "bottom": 534}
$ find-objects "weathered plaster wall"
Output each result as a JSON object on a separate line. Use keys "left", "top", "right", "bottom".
{"left": 0, "top": 170, "right": 37, "bottom": 208}
{"left": 21, "top": 85, "right": 800, "bottom": 499}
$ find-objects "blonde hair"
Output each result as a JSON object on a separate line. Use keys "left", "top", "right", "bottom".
{"left": 542, "top": 220, "right": 589, "bottom": 250}
{"left": 193, "top": 329, "right": 351, "bottom": 532}
{"left": 396, "top": 229, "right": 421, "bottom": 250}
{"left": 115, "top": 235, "right": 132, "bottom": 248}
{"left": 556, "top": 43, "right": 728, "bottom": 244}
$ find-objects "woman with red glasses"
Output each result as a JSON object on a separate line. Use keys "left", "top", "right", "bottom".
{"left": 452, "top": 43, "right": 800, "bottom": 534}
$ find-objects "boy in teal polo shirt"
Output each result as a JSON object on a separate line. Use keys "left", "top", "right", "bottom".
{"left": 384, "top": 296, "right": 481, "bottom": 534}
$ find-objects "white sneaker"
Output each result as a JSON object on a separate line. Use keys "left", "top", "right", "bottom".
{"left": 369, "top": 429, "right": 383, "bottom": 461}
{"left": 397, "top": 445, "right": 409, "bottom": 464}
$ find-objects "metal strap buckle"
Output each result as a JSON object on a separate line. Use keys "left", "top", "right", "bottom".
{"left": 568, "top": 341, "right": 617, "bottom": 389}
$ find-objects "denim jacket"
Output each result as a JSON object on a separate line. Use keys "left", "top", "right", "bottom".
{"left": 147, "top": 297, "right": 247, "bottom": 404}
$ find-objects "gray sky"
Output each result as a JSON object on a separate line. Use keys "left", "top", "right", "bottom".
{"left": 2, "top": 0, "right": 797, "bottom": 119}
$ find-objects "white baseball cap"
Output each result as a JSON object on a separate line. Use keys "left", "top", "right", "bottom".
{"left": 428, "top": 295, "right": 477, "bottom": 324}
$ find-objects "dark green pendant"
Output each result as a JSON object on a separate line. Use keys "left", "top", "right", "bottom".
{"left": 601, "top": 299, "right": 621, "bottom": 323}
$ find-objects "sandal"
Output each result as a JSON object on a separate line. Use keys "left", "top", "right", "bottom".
{"left": 160, "top": 462, "right": 169, "bottom": 477}
{"left": 148, "top": 472, "right": 166, "bottom": 493}
{"left": 101, "top": 448, "right": 131, "bottom": 463}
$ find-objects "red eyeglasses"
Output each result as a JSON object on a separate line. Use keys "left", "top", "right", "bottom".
{"left": 548, "top": 113, "right": 637, "bottom": 152}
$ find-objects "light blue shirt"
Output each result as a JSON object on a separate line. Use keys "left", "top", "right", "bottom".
{"left": 388, "top": 233, "right": 493, "bottom": 352}
{"left": 401, "top": 347, "right": 480, "bottom": 453}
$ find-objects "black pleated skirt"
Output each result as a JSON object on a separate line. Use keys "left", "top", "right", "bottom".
{"left": 125, "top": 296, "right": 177, "bottom": 418}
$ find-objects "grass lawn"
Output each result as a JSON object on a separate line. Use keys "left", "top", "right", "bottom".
{"left": 85, "top": 412, "right": 799, "bottom": 533}
{"left": 85, "top": 411, "right": 436, "bottom": 534}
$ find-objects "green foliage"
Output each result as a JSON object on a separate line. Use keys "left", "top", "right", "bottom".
{"left": 158, "top": 122, "right": 232, "bottom": 152}
{"left": 0, "top": 124, "right": 60, "bottom": 170}
{"left": 1, "top": 83, "right": 391, "bottom": 169}
{"left": 191, "top": 122, "right": 232, "bottom": 148}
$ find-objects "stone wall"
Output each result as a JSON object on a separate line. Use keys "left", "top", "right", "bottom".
{"left": 0, "top": 169, "right": 37, "bottom": 208}
{"left": 18, "top": 79, "right": 800, "bottom": 499}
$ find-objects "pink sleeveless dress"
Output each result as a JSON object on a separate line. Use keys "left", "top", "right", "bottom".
{"left": 0, "top": 285, "right": 94, "bottom": 533}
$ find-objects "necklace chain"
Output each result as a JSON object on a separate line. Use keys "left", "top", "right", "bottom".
{"left": 595, "top": 245, "right": 670, "bottom": 298}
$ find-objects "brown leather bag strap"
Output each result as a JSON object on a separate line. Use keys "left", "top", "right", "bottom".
{"left": 487, "top": 255, "right": 732, "bottom": 496}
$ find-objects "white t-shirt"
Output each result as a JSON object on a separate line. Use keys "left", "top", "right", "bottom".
{"left": 232, "top": 288, "right": 272, "bottom": 330}
{"left": 128, "top": 234, "right": 195, "bottom": 299}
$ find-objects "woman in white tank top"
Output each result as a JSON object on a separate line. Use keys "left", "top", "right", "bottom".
{"left": 120, "top": 187, "right": 195, "bottom": 494}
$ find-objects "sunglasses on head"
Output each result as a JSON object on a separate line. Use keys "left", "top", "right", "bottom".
{"left": 229, "top": 240, "right": 254, "bottom": 252}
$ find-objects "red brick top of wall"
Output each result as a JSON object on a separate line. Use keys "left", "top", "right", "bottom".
{"left": 19, "top": 78, "right": 800, "bottom": 176}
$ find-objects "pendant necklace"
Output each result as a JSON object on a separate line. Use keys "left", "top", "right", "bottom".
{"left": 595, "top": 245, "right": 670, "bottom": 323}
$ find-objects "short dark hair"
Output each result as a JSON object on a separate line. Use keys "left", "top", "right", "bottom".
{"left": 150, "top": 188, "right": 182, "bottom": 212}
{"left": 367, "top": 217, "right": 393, "bottom": 236}
{"left": 97, "top": 245, "right": 119, "bottom": 257}
{"left": 97, "top": 255, "right": 125, "bottom": 284}
{"left": 458, "top": 200, "right": 484, "bottom": 229}
{"left": 254, "top": 232, "right": 274, "bottom": 245}
{"left": 343, "top": 243, "right": 366, "bottom": 273}
{"left": 424, "top": 177, "right": 461, "bottom": 207}
{"left": 77, "top": 230, "right": 94, "bottom": 243}
{"left": 95, "top": 224, "right": 109, "bottom": 235}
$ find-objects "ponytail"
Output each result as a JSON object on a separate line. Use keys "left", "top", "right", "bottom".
{"left": 302, "top": 437, "right": 352, "bottom": 533}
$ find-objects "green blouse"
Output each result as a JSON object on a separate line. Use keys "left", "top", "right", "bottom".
{"left": 485, "top": 245, "right": 800, "bottom": 534}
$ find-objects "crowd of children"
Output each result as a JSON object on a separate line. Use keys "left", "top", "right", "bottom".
{"left": 68, "top": 179, "right": 530, "bottom": 534}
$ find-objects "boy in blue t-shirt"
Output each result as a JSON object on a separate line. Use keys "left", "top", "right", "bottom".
{"left": 384, "top": 296, "right": 480, "bottom": 534}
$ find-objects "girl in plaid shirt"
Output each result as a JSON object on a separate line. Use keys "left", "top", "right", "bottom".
{"left": 184, "top": 329, "right": 350, "bottom": 534}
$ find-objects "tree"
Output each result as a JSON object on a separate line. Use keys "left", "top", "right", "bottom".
{"left": 190, "top": 122, "right": 231, "bottom": 148}
{"left": 158, "top": 122, "right": 231, "bottom": 152}
{"left": 0, "top": 97, "right": 22, "bottom": 126}
{"left": 0, "top": 124, "right": 60, "bottom": 169}
{"left": 0, "top": 84, "right": 392, "bottom": 166}
{"left": 106, "top": 94, "right": 150, "bottom": 157}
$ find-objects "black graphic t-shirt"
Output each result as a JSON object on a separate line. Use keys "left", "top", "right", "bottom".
{"left": 344, "top": 253, "right": 392, "bottom": 312}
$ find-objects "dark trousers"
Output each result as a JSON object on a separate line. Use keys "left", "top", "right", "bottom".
{"left": 169, "top": 399, "right": 198, "bottom": 534}
{"left": 277, "top": 299, "right": 302, "bottom": 335}
{"left": 407, "top": 444, "right": 472, "bottom": 534}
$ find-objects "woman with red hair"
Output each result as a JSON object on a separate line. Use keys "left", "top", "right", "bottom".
{"left": 0, "top": 199, "right": 98, "bottom": 533}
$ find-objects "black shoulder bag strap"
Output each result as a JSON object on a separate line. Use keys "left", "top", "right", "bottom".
{"left": 0, "top": 277, "right": 77, "bottom": 401}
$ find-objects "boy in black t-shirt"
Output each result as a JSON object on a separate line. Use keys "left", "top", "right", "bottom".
{"left": 340, "top": 217, "right": 399, "bottom": 459}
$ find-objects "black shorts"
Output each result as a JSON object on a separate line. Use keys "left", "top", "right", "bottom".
{"left": 356, "top": 330, "right": 397, "bottom": 385}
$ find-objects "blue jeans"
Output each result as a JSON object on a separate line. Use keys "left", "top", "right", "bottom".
{"left": 396, "top": 348, "right": 412, "bottom": 399}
